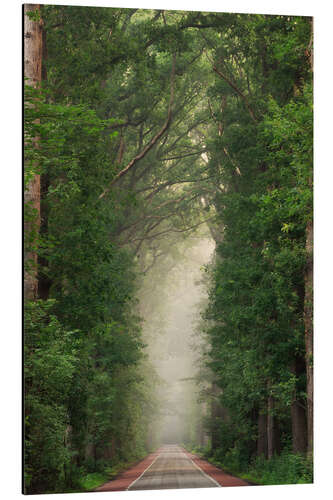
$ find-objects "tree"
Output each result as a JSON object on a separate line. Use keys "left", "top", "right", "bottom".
{"left": 24, "top": 4, "right": 43, "bottom": 300}
{"left": 198, "top": 13, "right": 312, "bottom": 465}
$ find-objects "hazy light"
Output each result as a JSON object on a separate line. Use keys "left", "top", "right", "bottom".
{"left": 139, "top": 231, "right": 215, "bottom": 445}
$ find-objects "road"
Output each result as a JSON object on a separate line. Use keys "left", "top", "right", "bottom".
{"left": 128, "top": 444, "right": 220, "bottom": 490}
{"left": 95, "top": 443, "right": 249, "bottom": 492}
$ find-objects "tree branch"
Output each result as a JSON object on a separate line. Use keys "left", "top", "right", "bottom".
{"left": 99, "top": 54, "right": 176, "bottom": 199}
{"left": 129, "top": 216, "right": 216, "bottom": 243}
{"left": 142, "top": 250, "right": 166, "bottom": 274}
{"left": 212, "top": 65, "right": 258, "bottom": 123}
{"left": 159, "top": 149, "right": 206, "bottom": 161}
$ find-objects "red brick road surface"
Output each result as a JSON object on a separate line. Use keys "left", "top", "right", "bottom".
{"left": 95, "top": 448, "right": 163, "bottom": 492}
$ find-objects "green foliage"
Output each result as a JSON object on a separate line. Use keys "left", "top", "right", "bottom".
{"left": 196, "top": 447, "right": 312, "bottom": 485}
{"left": 24, "top": 73, "right": 155, "bottom": 494}
{"left": 26, "top": 8, "right": 41, "bottom": 22}
{"left": 24, "top": 300, "right": 79, "bottom": 493}
{"left": 78, "top": 472, "right": 109, "bottom": 492}
{"left": 197, "top": 13, "right": 312, "bottom": 483}
{"left": 245, "top": 451, "right": 313, "bottom": 485}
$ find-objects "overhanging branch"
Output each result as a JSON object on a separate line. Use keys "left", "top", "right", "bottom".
{"left": 99, "top": 54, "right": 177, "bottom": 199}
{"left": 212, "top": 65, "right": 258, "bottom": 124}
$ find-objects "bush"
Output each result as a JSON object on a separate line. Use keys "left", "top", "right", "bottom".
{"left": 24, "top": 300, "right": 79, "bottom": 494}
{"left": 246, "top": 451, "right": 313, "bottom": 485}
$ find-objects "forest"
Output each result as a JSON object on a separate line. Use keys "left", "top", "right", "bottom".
{"left": 24, "top": 4, "right": 313, "bottom": 494}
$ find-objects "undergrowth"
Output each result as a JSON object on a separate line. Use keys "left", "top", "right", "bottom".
{"left": 244, "top": 452, "right": 313, "bottom": 485}
{"left": 186, "top": 445, "right": 313, "bottom": 486}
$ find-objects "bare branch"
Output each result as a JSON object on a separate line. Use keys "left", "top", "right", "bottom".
{"left": 129, "top": 216, "right": 217, "bottom": 243}
{"left": 159, "top": 149, "right": 206, "bottom": 161}
{"left": 142, "top": 250, "right": 166, "bottom": 274}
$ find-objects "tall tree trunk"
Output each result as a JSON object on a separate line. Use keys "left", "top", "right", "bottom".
{"left": 291, "top": 400, "right": 307, "bottom": 454}
{"left": 304, "top": 219, "right": 313, "bottom": 454}
{"left": 37, "top": 173, "right": 52, "bottom": 299}
{"left": 290, "top": 358, "right": 307, "bottom": 453}
{"left": 37, "top": 16, "right": 52, "bottom": 300}
{"left": 304, "top": 17, "right": 314, "bottom": 457}
{"left": 199, "top": 400, "right": 208, "bottom": 447}
{"left": 24, "top": 4, "right": 43, "bottom": 300}
{"left": 274, "top": 418, "right": 282, "bottom": 455}
{"left": 210, "top": 382, "right": 221, "bottom": 452}
{"left": 267, "top": 394, "right": 274, "bottom": 459}
{"left": 199, "top": 417, "right": 205, "bottom": 447}
{"left": 257, "top": 411, "right": 267, "bottom": 457}
{"left": 210, "top": 383, "right": 230, "bottom": 452}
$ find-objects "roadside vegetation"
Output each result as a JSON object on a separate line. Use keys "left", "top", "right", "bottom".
{"left": 189, "top": 445, "right": 313, "bottom": 485}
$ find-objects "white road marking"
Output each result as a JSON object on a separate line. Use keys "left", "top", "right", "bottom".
{"left": 126, "top": 453, "right": 160, "bottom": 490}
{"left": 185, "top": 452, "right": 222, "bottom": 488}
{"left": 128, "top": 446, "right": 222, "bottom": 490}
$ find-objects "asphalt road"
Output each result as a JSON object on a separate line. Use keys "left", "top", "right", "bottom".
{"left": 128, "top": 444, "right": 220, "bottom": 490}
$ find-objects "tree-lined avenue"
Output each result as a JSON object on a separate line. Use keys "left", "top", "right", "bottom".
{"left": 24, "top": 5, "right": 313, "bottom": 493}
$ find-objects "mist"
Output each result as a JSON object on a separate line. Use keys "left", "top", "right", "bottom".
{"left": 138, "top": 230, "right": 215, "bottom": 446}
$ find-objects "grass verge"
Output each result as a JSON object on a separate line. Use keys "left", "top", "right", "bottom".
{"left": 77, "top": 449, "right": 157, "bottom": 492}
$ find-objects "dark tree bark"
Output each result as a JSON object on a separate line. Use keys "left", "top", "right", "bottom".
{"left": 210, "top": 383, "right": 220, "bottom": 452}
{"left": 291, "top": 402, "right": 307, "bottom": 454}
{"left": 304, "top": 219, "right": 313, "bottom": 455}
{"left": 274, "top": 418, "right": 282, "bottom": 456}
{"left": 304, "top": 21, "right": 313, "bottom": 456}
{"left": 291, "top": 358, "right": 308, "bottom": 453}
{"left": 37, "top": 173, "right": 52, "bottom": 300}
{"left": 37, "top": 13, "right": 52, "bottom": 300}
{"left": 210, "top": 383, "right": 230, "bottom": 452}
{"left": 267, "top": 394, "right": 274, "bottom": 459}
{"left": 257, "top": 411, "right": 268, "bottom": 457}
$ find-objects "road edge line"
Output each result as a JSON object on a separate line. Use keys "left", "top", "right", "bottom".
{"left": 182, "top": 449, "right": 222, "bottom": 488}
{"left": 126, "top": 453, "right": 160, "bottom": 490}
